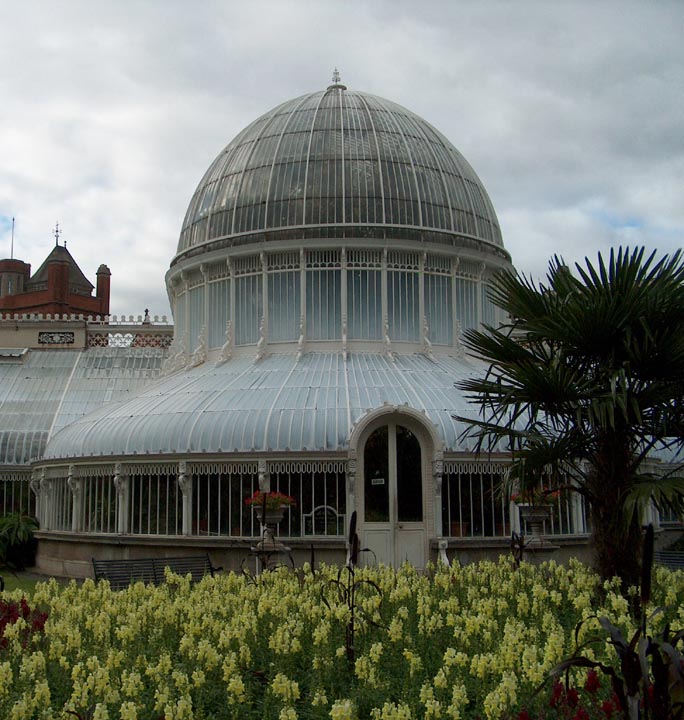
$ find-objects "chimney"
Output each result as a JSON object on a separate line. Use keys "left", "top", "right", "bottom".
{"left": 96, "top": 264, "right": 111, "bottom": 315}
{"left": 0, "top": 259, "right": 30, "bottom": 298}
{"left": 48, "top": 256, "right": 69, "bottom": 305}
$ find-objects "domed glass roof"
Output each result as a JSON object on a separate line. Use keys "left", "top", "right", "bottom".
{"left": 174, "top": 84, "right": 503, "bottom": 264}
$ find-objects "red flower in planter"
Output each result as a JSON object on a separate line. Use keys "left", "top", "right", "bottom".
{"left": 244, "top": 490, "right": 296, "bottom": 510}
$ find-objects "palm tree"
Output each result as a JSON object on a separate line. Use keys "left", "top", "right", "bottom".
{"left": 457, "top": 247, "right": 684, "bottom": 589}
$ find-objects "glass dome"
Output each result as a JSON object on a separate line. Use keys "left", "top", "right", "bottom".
{"left": 174, "top": 83, "right": 504, "bottom": 266}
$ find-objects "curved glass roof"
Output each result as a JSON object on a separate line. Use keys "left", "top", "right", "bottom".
{"left": 43, "top": 352, "right": 489, "bottom": 461}
{"left": 0, "top": 347, "right": 166, "bottom": 466}
{"left": 175, "top": 85, "right": 503, "bottom": 264}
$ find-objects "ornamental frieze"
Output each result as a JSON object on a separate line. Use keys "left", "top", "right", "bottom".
{"left": 38, "top": 331, "right": 75, "bottom": 345}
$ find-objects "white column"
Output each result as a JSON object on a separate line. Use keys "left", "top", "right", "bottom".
{"left": 419, "top": 253, "right": 426, "bottom": 347}
{"left": 258, "top": 459, "right": 270, "bottom": 493}
{"left": 381, "top": 248, "right": 388, "bottom": 331}
{"left": 113, "top": 463, "right": 129, "bottom": 534}
{"left": 347, "top": 455, "right": 357, "bottom": 524}
{"left": 201, "top": 264, "right": 209, "bottom": 334}
{"left": 569, "top": 492, "right": 582, "bottom": 533}
{"left": 340, "top": 248, "right": 348, "bottom": 341}
{"left": 433, "top": 456, "right": 443, "bottom": 537}
{"left": 39, "top": 471, "right": 51, "bottom": 531}
{"left": 227, "top": 258, "right": 235, "bottom": 341}
{"left": 178, "top": 460, "right": 193, "bottom": 536}
{"left": 300, "top": 248, "right": 306, "bottom": 342}
{"left": 261, "top": 252, "right": 268, "bottom": 345}
{"left": 477, "top": 262, "right": 486, "bottom": 328}
{"left": 67, "top": 465, "right": 82, "bottom": 533}
{"left": 30, "top": 472, "right": 42, "bottom": 528}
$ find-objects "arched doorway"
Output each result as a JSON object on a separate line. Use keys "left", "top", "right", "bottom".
{"left": 361, "top": 421, "right": 427, "bottom": 567}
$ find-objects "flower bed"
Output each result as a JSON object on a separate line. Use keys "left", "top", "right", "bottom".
{"left": 1, "top": 559, "right": 683, "bottom": 719}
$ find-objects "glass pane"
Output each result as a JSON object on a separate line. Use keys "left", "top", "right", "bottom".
{"left": 425, "top": 274, "right": 453, "bottom": 345}
{"left": 268, "top": 271, "right": 300, "bottom": 342}
{"left": 455, "top": 277, "right": 478, "bottom": 332}
{"left": 306, "top": 269, "right": 341, "bottom": 340}
{"left": 174, "top": 293, "right": 186, "bottom": 339}
{"left": 208, "top": 279, "right": 230, "bottom": 349}
{"left": 481, "top": 283, "right": 496, "bottom": 327}
{"left": 388, "top": 271, "right": 419, "bottom": 342}
{"left": 235, "top": 275, "right": 263, "bottom": 345}
{"left": 364, "top": 426, "right": 389, "bottom": 522}
{"left": 347, "top": 269, "right": 382, "bottom": 339}
{"left": 396, "top": 426, "right": 422, "bottom": 522}
{"left": 188, "top": 285, "right": 205, "bottom": 350}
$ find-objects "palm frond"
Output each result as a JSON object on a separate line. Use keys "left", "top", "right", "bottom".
{"left": 622, "top": 473, "right": 684, "bottom": 522}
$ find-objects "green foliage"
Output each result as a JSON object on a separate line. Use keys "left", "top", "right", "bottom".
{"left": 541, "top": 526, "right": 684, "bottom": 719}
{"left": 0, "top": 513, "right": 38, "bottom": 546}
{"left": 456, "top": 247, "right": 684, "bottom": 586}
{"left": 0, "top": 513, "right": 38, "bottom": 570}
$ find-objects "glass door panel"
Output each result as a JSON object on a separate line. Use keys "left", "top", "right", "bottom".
{"left": 396, "top": 425, "right": 422, "bottom": 522}
{"left": 364, "top": 426, "right": 389, "bottom": 522}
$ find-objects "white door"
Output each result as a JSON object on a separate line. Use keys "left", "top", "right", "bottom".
{"left": 361, "top": 423, "right": 426, "bottom": 568}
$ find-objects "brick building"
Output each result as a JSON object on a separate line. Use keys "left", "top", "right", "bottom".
{"left": 0, "top": 244, "right": 110, "bottom": 318}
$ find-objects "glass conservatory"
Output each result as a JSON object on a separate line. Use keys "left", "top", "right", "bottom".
{"left": 8, "top": 79, "right": 599, "bottom": 577}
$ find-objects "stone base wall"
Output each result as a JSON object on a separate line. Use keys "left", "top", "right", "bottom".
{"left": 440, "top": 535, "right": 593, "bottom": 568}
{"left": 35, "top": 532, "right": 347, "bottom": 579}
{"left": 33, "top": 530, "right": 679, "bottom": 580}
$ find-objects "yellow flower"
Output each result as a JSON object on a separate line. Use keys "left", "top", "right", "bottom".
{"left": 402, "top": 649, "right": 423, "bottom": 677}
{"left": 271, "top": 673, "right": 300, "bottom": 704}
{"left": 119, "top": 701, "right": 138, "bottom": 720}
{"left": 93, "top": 704, "right": 110, "bottom": 720}
{"left": 446, "top": 682, "right": 468, "bottom": 719}
{"left": 369, "top": 642, "right": 383, "bottom": 663}
{"left": 330, "top": 698, "right": 357, "bottom": 719}
{"left": 312, "top": 689, "right": 328, "bottom": 706}
{"left": 370, "top": 700, "right": 413, "bottom": 719}
{"left": 388, "top": 616, "right": 404, "bottom": 642}
{"left": 433, "top": 668, "right": 448, "bottom": 689}
{"left": 226, "top": 674, "right": 246, "bottom": 704}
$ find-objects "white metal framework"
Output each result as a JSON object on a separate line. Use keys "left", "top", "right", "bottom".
{"left": 170, "top": 249, "right": 501, "bottom": 359}
{"left": 24, "top": 457, "right": 588, "bottom": 541}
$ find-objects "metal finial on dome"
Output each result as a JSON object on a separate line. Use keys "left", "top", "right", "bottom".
{"left": 327, "top": 67, "right": 347, "bottom": 91}
{"left": 53, "top": 222, "right": 61, "bottom": 247}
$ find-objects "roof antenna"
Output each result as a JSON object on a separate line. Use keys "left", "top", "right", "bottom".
{"left": 10, "top": 217, "right": 14, "bottom": 259}
{"left": 53, "top": 221, "right": 61, "bottom": 247}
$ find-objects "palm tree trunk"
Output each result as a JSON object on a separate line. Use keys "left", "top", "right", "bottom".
{"left": 589, "top": 434, "right": 642, "bottom": 590}
{"left": 590, "top": 495, "right": 642, "bottom": 590}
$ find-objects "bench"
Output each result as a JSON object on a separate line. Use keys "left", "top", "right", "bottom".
{"left": 303, "top": 505, "right": 346, "bottom": 536}
{"left": 654, "top": 550, "right": 684, "bottom": 571}
{"left": 92, "top": 554, "right": 219, "bottom": 590}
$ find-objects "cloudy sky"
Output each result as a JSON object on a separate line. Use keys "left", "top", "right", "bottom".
{"left": 0, "top": 0, "right": 682, "bottom": 318}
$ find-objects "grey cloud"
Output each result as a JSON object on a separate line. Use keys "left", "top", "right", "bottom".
{"left": 0, "top": 0, "right": 681, "bottom": 317}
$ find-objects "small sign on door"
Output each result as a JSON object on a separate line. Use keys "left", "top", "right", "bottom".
{"left": 371, "top": 477, "right": 385, "bottom": 485}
